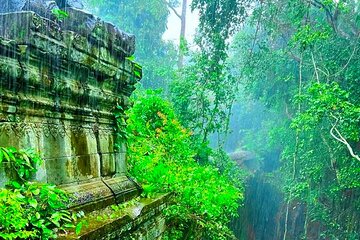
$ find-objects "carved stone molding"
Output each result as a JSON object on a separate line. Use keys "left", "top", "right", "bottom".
{"left": 0, "top": 10, "right": 142, "bottom": 209}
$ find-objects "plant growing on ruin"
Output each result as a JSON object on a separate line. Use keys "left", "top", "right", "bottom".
{"left": 0, "top": 147, "right": 82, "bottom": 239}
{"left": 0, "top": 147, "right": 41, "bottom": 184}
{"left": 125, "top": 89, "right": 243, "bottom": 239}
{"left": 51, "top": 9, "right": 69, "bottom": 21}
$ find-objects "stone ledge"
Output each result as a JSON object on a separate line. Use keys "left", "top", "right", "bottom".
{"left": 60, "top": 176, "right": 141, "bottom": 212}
{"left": 59, "top": 194, "right": 171, "bottom": 240}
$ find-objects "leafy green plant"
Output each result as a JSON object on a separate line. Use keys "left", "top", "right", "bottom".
{"left": 0, "top": 182, "right": 74, "bottom": 239}
{"left": 51, "top": 9, "right": 69, "bottom": 21}
{"left": 0, "top": 147, "right": 41, "bottom": 183}
{"left": 292, "top": 82, "right": 360, "bottom": 142}
{"left": 0, "top": 147, "right": 82, "bottom": 239}
{"left": 125, "top": 89, "right": 243, "bottom": 239}
{"left": 209, "top": 149, "right": 248, "bottom": 189}
{"left": 125, "top": 55, "right": 135, "bottom": 61}
{"left": 133, "top": 63, "right": 142, "bottom": 78}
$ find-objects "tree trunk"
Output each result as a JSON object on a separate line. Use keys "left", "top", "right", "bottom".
{"left": 178, "top": 0, "right": 187, "bottom": 68}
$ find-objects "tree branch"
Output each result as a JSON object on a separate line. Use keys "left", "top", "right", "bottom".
{"left": 329, "top": 116, "right": 360, "bottom": 162}
{"left": 311, "top": 51, "right": 320, "bottom": 83}
{"left": 311, "top": 0, "right": 337, "bottom": 31}
{"left": 164, "top": 0, "right": 182, "bottom": 19}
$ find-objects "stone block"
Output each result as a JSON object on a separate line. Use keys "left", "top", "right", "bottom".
{"left": 0, "top": 10, "right": 142, "bottom": 211}
{"left": 58, "top": 194, "right": 171, "bottom": 239}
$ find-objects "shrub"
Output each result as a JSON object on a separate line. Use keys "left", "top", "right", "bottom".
{"left": 0, "top": 148, "right": 79, "bottom": 239}
{"left": 126, "top": 89, "right": 243, "bottom": 239}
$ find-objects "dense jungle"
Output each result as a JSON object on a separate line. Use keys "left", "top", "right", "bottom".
{"left": 0, "top": 0, "right": 359, "bottom": 239}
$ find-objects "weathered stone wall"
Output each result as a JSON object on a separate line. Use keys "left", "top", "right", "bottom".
{"left": 0, "top": 9, "right": 141, "bottom": 210}
{"left": 0, "top": 6, "right": 170, "bottom": 239}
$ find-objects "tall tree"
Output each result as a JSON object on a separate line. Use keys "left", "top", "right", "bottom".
{"left": 165, "top": 0, "right": 188, "bottom": 68}
{"left": 170, "top": 0, "right": 251, "bottom": 149}
{"left": 188, "top": 0, "right": 360, "bottom": 238}
{"left": 223, "top": 0, "right": 360, "bottom": 238}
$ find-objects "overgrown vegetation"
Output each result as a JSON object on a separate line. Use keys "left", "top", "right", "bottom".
{"left": 97, "top": 0, "right": 360, "bottom": 238}
{"left": 198, "top": 0, "right": 360, "bottom": 238}
{"left": 125, "top": 89, "right": 244, "bottom": 239}
{"left": 0, "top": 148, "right": 81, "bottom": 240}
{"left": 2, "top": 0, "right": 359, "bottom": 239}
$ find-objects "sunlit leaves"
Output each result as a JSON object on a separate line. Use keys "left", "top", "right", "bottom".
{"left": 51, "top": 9, "right": 69, "bottom": 21}
{"left": 125, "top": 90, "right": 243, "bottom": 239}
{"left": 291, "top": 24, "right": 331, "bottom": 49}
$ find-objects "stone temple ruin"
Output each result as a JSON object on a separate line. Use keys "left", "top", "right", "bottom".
{"left": 0, "top": 1, "right": 167, "bottom": 238}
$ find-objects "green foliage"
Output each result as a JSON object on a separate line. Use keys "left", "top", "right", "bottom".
{"left": 209, "top": 149, "right": 248, "bottom": 190}
{"left": 125, "top": 55, "right": 136, "bottom": 62}
{"left": 0, "top": 147, "right": 41, "bottom": 183}
{"left": 170, "top": 52, "right": 238, "bottom": 148}
{"left": 0, "top": 183, "right": 75, "bottom": 239}
{"left": 191, "top": 0, "right": 250, "bottom": 56}
{"left": 125, "top": 89, "right": 243, "bottom": 239}
{"left": 291, "top": 24, "right": 330, "bottom": 49}
{"left": 88, "top": 197, "right": 140, "bottom": 224}
{"left": 133, "top": 63, "right": 142, "bottom": 78}
{"left": 0, "top": 188, "right": 35, "bottom": 239}
{"left": 292, "top": 82, "right": 360, "bottom": 142}
{"left": 215, "top": 0, "right": 360, "bottom": 237}
{"left": 51, "top": 9, "right": 69, "bottom": 21}
{"left": 179, "top": 36, "right": 189, "bottom": 56}
{"left": 0, "top": 147, "right": 81, "bottom": 239}
{"left": 187, "top": 1, "right": 250, "bottom": 141}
